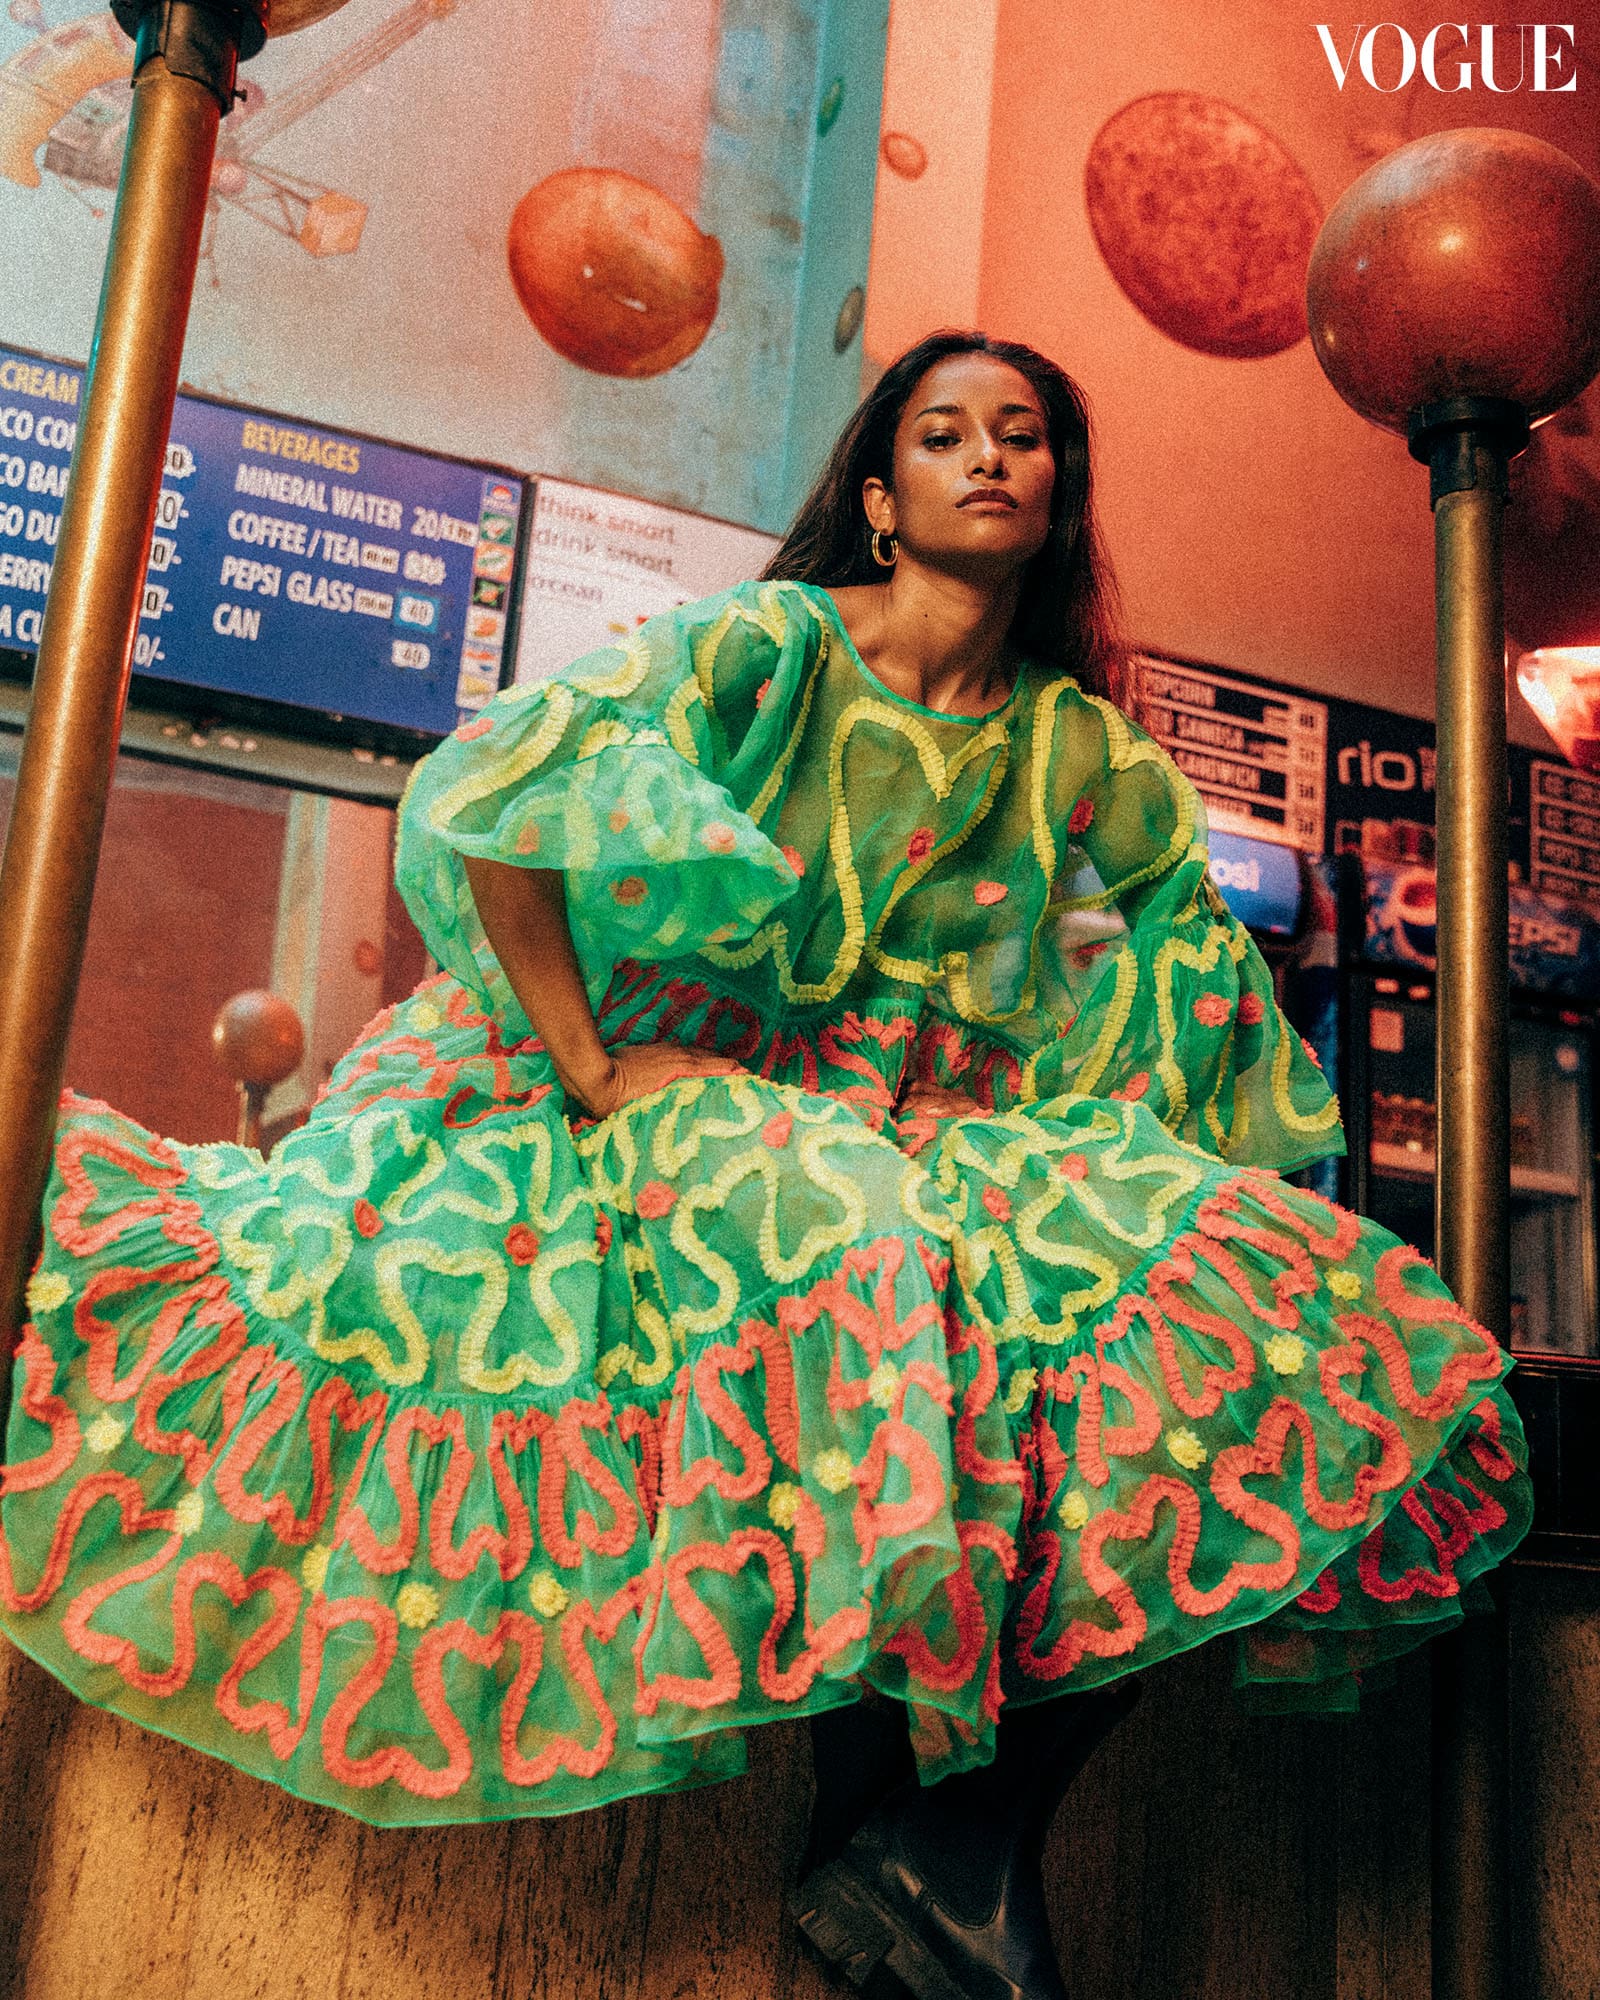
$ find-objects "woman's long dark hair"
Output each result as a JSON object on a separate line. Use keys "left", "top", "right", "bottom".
{"left": 761, "top": 330, "right": 1130, "bottom": 710}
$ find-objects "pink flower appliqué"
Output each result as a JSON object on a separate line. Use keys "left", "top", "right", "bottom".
{"left": 907, "top": 828, "right": 936, "bottom": 865}
{"left": 762, "top": 1112, "right": 794, "bottom": 1149}
{"left": 594, "top": 1212, "right": 614, "bottom": 1257}
{"left": 1059, "top": 1153, "right": 1088, "bottom": 1181}
{"left": 1112, "top": 1071, "right": 1150, "bottom": 1103}
{"left": 636, "top": 1181, "right": 676, "bottom": 1220}
{"left": 454, "top": 716, "right": 494, "bottom": 742}
{"left": 608, "top": 807, "right": 631, "bottom": 834}
{"left": 1238, "top": 991, "right": 1266, "bottom": 1027}
{"left": 1067, "top": 796, "right": 1095, "bottom": 836}
{"left": 1192, "top": 993, "right": 1232, "bottom": 1028}
{"left": 353, "top": 1198, "right": 382, "bottom": 1238}
{"left": 514, "top": 822, "right": 542, "bottom": 855}
{"left": 781, "top": 845, "right": 806, "bottom": 877}
{"left": 1301, "top": 1036, "right": 1324, "bottom": 1069}
{"left": 700, "top": 822, "right": 738, "bottom": 856}
{"left": 981, "top": 1185, "right": 1012, "bottom": 1222}
{"left": 973, "top": 881, "right": 1009, "bottom": 907}
{"left": 612, "top": 876, "right": 648, "bottom": 906}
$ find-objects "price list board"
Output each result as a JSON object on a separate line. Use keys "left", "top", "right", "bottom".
{"left": 0, "top": 344, "right": 525, "bottom": 738}
{"left": 1135, "top": 654, "right": 1328, "bottom": 853}
{"left": 1529, "top": 759, "right": 1600, "bottom": 914}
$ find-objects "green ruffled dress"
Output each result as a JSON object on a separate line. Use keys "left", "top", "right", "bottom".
{"left": 1, "top": 579, "right": 1530, "bottom": 1825}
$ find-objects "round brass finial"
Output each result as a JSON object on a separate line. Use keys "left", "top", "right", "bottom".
{"left": 211, "top": 990, "right": 305, "bottom": 1088}
{"left": 1306, "top": 127, "right": 1600, "bottom": 434}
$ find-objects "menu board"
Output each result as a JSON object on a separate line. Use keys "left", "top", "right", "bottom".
{"left": 1135, "top": 653, "right": 1328, "bottom": 852}
{"left": 515, "top": 474, "right": 777, "bottom": 685}
{"left": 0, "top": 344, "right": 524, "bottom": 738}
{"left": 1528, "top": 759, "right": 1600, "bottom": 915}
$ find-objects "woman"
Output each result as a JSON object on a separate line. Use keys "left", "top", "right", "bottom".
{"left": 1, "top": 333, "right": 1529, "bottom": 2000}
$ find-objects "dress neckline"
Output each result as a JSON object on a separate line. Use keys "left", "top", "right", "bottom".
{"left": 795, "top": 581, "right": 1023, "bottom": 728}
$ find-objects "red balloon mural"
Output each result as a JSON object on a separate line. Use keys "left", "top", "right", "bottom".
{"left": 1084, "top": 92, "right": 1322, "bottom": 360}
{"left": 880, "top": 131, "right": 927, "bottom": 181}
{"left": 507, "top": 167, "right": 725, "bottom": 379}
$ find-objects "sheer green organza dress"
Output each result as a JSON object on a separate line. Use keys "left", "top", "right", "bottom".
{"left": 1, "top": 579, "right": 1530, "bottom": 1824}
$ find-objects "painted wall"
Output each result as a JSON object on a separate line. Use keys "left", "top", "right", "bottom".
{"left": 0, "top": 0, "right": 888, "bottom": 532}
{"left": 864, "top": 0, "right": 1600, "bottom": 739}
{"left": 0, "top": 751, "right": 287, "bottom": 1138}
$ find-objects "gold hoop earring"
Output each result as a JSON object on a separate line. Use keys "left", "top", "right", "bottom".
{"left": 870, "top": 529, "right": 898, "bottom": 569}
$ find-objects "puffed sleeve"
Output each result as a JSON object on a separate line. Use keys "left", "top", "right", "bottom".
{"left": 394, "top": 581, "right": 808, "bottom": 1033}
{"left": 1023, "top": 688, "right": 1343, "bottom": 1173}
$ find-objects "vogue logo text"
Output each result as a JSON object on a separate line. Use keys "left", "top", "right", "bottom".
{"left": 1317, "top": 22, "right": 1577, "bottom": 89}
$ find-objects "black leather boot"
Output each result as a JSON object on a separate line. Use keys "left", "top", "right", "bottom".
{"left": 793, "top": 1679, "right": 1140, "bottom": 2000}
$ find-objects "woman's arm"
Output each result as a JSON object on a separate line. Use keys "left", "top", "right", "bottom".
{"left": 462, "top": 856, "right": 746, "bottom": 1117}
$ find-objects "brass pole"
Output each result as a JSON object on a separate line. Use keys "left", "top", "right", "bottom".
{"left": 238, "top": 1083, "right": 266, "bottom": 1151}
{"left": 1420, "top": 410, "right": 1520, "bottom": 2000}
{"left": 0, "top": 42, "right": 226, "bottom": 1401}
{"left": 1433, "top": 458, "right": 1511, "bottom": 1340}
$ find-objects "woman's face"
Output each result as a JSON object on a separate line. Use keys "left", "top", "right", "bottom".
{"left": 865, "top": 353, "right": 1057, "bottom": 577}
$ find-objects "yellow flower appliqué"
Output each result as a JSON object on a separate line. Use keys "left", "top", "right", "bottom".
{"left": 1264, "top": 1333, "right": 1308, "bottom": 1376}
{"left": 409, "top": 999, "right": 444, "bottom": 1033}
{"left": 528, "top": 1572, "right": 570, "bottom": 1619}
{"left": 85, "top": 1413, "right": 126, "bottom": 1455}
{"left": 812, "top": 1448, "right": 856, "bottom": 1495}
{"left": 866, "top": 1361, "right": 901, "bottom": 1411}
{"left": 767, "top": 1482, "right": 802, "bottom": 1530}
{"left": 172, "top": 1490, "right": 205, "bottom": 1536}
{"left": 1058, "top": 1490, "right": 1090, "bottom": 1531}
{"left": 1166, "top": 1428, "right": 1208, "bottom": 1471}
{"left": 396, "top": 1582, "right": 440, "bottom": 1630}
{"left": 302, "top": 1544, "right": 332, "bottom": 1592}
{"left": 1327, "top": 1268, "right": 1363, "bottom": 1300}
{"left": 25, "top": 1270, "right": 69, "bottom": 1316}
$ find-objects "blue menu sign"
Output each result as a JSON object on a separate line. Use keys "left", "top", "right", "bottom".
{"left": 0, "top": 344, "right": 523, "bottom": 737}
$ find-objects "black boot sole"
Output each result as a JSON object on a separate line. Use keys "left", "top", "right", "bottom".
{"left": 791, "top": 1860, "right": 971, "bottom": 2000}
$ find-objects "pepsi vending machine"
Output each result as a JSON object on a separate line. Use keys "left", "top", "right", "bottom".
{"left": 1341, "top": 861, "right": 1600, "bottom": 1355}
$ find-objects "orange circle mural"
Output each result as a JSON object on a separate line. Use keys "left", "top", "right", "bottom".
{"left": 1084, "top": 92, "right": 1322, "bottom": 360}
{"left": 507, "top": 167, "right": 725, "bottom": 379}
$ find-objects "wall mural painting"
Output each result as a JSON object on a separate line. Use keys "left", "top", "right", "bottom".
{"left": 1083, "top": 91, "right": 1323, "bottom": 361}
{"left": 0, "top": 0, "right": 884, "bottom": 530}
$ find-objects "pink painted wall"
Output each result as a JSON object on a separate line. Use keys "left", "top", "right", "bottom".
{"left": 865, "top": 0, "right": 1600, "bottom": 733}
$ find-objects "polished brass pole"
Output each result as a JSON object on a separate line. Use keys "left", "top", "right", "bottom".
{"left": 1417, "top": 406, "right": 1522, "bottom": 2000}
{"left": 1433, "top": 455, "right": 1512, "bottom": 1336}
{"left": 0, "top": 13, "right": 248, "bottom": 1413}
